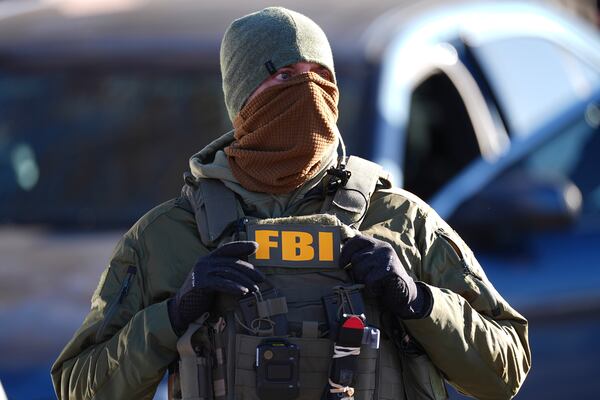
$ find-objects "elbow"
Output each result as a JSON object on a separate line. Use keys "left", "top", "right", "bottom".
{"left": 504, "top": 349, "right": 532, "bottom": 399}
{"left": 50, "top": 361, "right": 65, "bottom": 400}
{"left": 468, "top": 338, "right": 532, "bottom": 400}
{"left": 494, "top": 317, "right": 532, "bottom": 399}
{"left": 493, "top": 337, "right": 533, "bottom": 400}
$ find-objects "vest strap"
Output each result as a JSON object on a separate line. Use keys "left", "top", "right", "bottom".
{"left": 199, "top": 179, "right": 238, "bottom": 242}
{"left": 256, "top": 297, "right": 288, "bottom": 319}
{"left": 181, "top": 177, "right": 238, "bottom": 247}
{"left": 328, "top": 156, "right": 390, "bottom": 228}
{"left": 302, "top": 321, "right": 320, "bottom": 338}
{"left": 183, "top": 156, "right": 389, "bottom": 246}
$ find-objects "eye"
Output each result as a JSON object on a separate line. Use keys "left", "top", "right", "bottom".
{"left": 276, "top": 71, "right": 292, "bottom": 81}
{"left": 318, "top": 69, "right": 332, "bottom": 81}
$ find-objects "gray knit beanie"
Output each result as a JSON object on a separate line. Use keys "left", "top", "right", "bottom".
{"left": 220, "top": 7, "right": 336, "bottom": 122}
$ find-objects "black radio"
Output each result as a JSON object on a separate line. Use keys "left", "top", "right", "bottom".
{"left": 255, "top": 338, "right": 300, "bottom": 400}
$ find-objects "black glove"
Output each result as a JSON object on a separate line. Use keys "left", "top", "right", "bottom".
{"left": 340, "top": 234, "right": 432, "bottom": 319}
{"left": 168, "top": 241, "right": 264, "bottom": 335}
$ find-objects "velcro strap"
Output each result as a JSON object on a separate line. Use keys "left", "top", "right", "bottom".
{"left": 256, "top": 297, "right": 288, "bottom": 318}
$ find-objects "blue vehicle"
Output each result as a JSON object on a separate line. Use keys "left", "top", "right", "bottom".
{"left": 444, "top": 91, "right": 600, "bottom": 399}
{"left": 359, "top": 2, "right": 600, "bottom": 398}
{"left": 358, "top": 1, "right": 600, "bottom": 191}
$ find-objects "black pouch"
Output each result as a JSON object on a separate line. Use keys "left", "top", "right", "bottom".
{"left": 322, "top": 285, "right": 365, "bottom": 340}
{"left": 256, "top": 338, "right": 300, "bottom": 400}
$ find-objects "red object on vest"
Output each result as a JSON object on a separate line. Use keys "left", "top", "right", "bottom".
{"left": 342, "top": 315, "right": 365, "bottom": 330}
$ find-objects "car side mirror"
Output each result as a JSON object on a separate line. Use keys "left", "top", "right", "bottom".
{"left": 449, "top": 170, "right": 582, "bottom": 246}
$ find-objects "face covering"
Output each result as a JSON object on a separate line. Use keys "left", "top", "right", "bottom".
{"left": 224, "top": 72, "right": 339, "bottom": 194}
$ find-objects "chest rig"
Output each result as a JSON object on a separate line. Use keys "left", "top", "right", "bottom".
{"left": 170, "top": 157, "right": 414, "bottom": 400}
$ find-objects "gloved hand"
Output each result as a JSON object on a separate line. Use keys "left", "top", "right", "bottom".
{"left": 340, "top": 235, "right": 432, "bottom": 319}
{"left": 168, "top": 241, "right": 264, "bottom": 335}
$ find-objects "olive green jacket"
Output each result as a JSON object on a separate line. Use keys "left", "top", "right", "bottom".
{"left": 51, "top": 153, "right": 530, "bottom": 400}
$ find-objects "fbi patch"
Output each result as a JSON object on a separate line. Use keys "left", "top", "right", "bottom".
{"left": 247, "top": 224, "right": 341, "bottom": 268}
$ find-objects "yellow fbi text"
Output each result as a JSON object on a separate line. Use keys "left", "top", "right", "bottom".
{"left": 247, "top": 224, "right": 341, "bottom": 268}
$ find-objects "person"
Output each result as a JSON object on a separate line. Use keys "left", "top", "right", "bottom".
{"left": 51, "top": 7, "right": 531, "bottom": 400}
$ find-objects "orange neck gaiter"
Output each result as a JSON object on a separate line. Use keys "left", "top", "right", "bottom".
{"left": 224, "top": 72, "right": 339, "bottom": 194}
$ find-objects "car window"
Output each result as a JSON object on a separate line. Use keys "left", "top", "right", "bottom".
{"left": 506, "top": 106, "right": 600, "bottom": 217}
{"left": 473, "top": 37, "right": 600, "bottom": 137}
{"left": 0, "top": 69, "right": 231, "bottom": 227}
{"left": 404, "top": 72, "right": 481, "bottom": 200}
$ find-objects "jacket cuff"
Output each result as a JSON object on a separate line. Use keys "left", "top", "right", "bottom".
{"left": 402, "top": 284, "right": 458, "bottom": 336}
{"left": 414, "top": 281, "right": 434, "bottom": 319}
{"left": 150, "top": 299, "right": 180, "bottom": 351}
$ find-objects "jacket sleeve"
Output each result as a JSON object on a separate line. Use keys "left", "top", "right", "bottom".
{"left": 51, "top": 234, "right": 180, "bottom": 400}
{"left": 403, "top": 207, "right": 532, "bottom": 400}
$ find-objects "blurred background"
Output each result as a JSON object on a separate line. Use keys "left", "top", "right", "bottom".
{"left": 0, "top": 0, "right": 599, "bottom": 399}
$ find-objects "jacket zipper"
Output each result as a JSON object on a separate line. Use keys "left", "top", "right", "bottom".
{"left": 95, "top": 266, "right": 137, "bottom": 343}
{"left": 438, "top": 231, "right": 501, "bottom": 317}
{"left": 437, "top": 231, "right": 480, "bottom": 280}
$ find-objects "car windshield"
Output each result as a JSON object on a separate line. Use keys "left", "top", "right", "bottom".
{"left": 472, "top": 36, "right": 600, "bottom": 137}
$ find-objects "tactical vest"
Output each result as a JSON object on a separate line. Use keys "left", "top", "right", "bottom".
{"left": 169, "top": 157, "right": 448, "bottom": 400}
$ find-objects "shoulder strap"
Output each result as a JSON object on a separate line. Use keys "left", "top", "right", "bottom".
{"left": 328, "top": 156, "right": 390, "bottom": 228}
{"left": 180, "top": 156, "right": 390, "bottom": 242}
{"left": 181, "top": 174, "right": 239, "bottom": 247}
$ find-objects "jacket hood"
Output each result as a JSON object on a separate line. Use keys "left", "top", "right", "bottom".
{"left": 188, "top": 131, "right": 337, "bottom": 218}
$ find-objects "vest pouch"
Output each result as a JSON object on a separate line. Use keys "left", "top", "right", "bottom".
{"left": 400, "top": 352, "right": 448, "bottom": 400}
{"left": 260, "top": 269, "right": 355, "bottom": 338}
{"left": 233, "top": 333, "right": 378, "bottom": 400}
